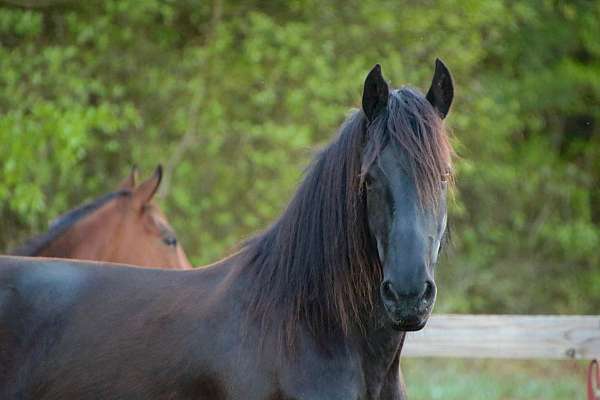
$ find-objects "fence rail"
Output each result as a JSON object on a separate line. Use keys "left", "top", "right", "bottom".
{"left": 403, "top": 314, "right": 600, "bottom": 360}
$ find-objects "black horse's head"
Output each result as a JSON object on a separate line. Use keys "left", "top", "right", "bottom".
{"left": 361, "top": 60, "right": 454, "bottom": 331}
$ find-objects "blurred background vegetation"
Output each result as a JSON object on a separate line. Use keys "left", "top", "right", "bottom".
{"left": 2, "top": 0, "right": 598, "bottom": 315}
{"left": 1, "top": 0, "right": 598, "bottom": 397}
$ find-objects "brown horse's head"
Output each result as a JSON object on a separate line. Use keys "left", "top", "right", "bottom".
{"left": 13, "top": 165, "right": 192, "bottom": 270}
{"left": 110, "top": 166, "right": 192, "bottom": 269}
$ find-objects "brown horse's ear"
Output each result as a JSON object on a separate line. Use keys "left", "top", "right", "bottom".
{"left": 118, "top": 165, "right": 138, "bottom": 190}
{"left": 133, "top": 165, "right": 162, "bottom": 208}
{"left": 426, "top": 58, "right": 454, "bottom": 119}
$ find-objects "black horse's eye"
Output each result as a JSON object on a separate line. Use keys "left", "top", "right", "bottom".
{"left": 162, "top": 236, "right": 177, "bottom": 247}
{"left": 365, "top": 174, "right": 375, "bottom": 189}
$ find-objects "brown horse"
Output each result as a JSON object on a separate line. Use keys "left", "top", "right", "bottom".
{"left": 11, "top": 166, "right": 191, "bottom": 270}
{"left": 0, "top": 60, "right": 453, "bottom": 399}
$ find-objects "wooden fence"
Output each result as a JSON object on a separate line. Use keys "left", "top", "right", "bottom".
{"left": 403, "top": 314, "right": 600, "bottom": 360}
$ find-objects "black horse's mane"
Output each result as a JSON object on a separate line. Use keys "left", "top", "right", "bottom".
{"left": 11, "top": 190, "right": 130, "bottom": 256}
{"left": 242, "top": 87, "right": 453, "bottom": 350}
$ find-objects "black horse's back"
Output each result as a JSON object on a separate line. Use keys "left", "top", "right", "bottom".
{"left": 0, "top": 258, "right": 93, "bottom": 398}
{"left": 0, "top": 257, "right": 92, "bottom": 329}
{"left": 0, "top": 260, "right": 26, "bottom": 394}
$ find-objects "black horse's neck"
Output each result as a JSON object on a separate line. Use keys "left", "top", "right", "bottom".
{"left": 359, "top": 317, "right": 407, "bottom": 398}
{"left": 240, "top": 111, "right": 383, "bottom": 353}
{"left": 233, "top": 110, "right": 408, "bottom": 398}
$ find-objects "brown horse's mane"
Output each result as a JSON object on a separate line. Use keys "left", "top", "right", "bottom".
{"left": 11, "top": 190, "right": 130, "bottom": 256}
{"left": 241, "top": 87, "right": 453, "bottom": 351}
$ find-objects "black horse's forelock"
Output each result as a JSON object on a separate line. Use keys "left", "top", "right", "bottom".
{"left": 242, "top": 86, "right": 452, "bottom": 352}
{"left": 363, "top": 87, "right": 454, "bottom": 208}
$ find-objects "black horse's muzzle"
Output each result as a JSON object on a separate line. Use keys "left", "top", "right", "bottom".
{"left": 380, "top": 279, "right": 436, "bottom": 331}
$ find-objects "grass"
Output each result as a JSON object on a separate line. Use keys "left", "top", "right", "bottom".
{"left": 402, "top": 358, "right": 587, "bottom": 400}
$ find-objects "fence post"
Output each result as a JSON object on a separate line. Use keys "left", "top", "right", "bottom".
{"left": 589, "top": 360, "right": 600, "bottom": 400}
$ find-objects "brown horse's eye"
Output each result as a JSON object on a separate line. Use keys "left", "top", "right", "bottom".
{"left": 162, "top": 236, "right": 177, "bottom": 247}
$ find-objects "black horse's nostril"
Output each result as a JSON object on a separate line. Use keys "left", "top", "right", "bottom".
{"left": 381, "top": 280, "right": 400, "bottom": 303}
{"left": 422, "top": 280, "right": 435, "bottom": 303}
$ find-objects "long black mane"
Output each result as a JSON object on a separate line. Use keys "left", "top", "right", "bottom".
{"left": 242, "top": 87, "right": 453, "bottom": 350}
{"left": 11, "top": 190, "right": 129, "bottom": 256}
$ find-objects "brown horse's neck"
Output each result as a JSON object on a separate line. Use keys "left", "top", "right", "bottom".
{"left": 38, "top": 202, "right": 123, "bottom": 261}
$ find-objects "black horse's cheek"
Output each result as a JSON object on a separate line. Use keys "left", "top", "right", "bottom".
{"left": 365, "top": 181, "right": 391, "bottom": 264}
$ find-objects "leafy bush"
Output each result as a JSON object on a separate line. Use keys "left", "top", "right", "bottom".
{"left": 1, "top": 0, "right": 598, "bottom": 313}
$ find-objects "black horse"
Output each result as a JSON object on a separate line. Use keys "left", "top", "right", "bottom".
{"left": 0, "top": 59, "right": 454, "bottom": 399}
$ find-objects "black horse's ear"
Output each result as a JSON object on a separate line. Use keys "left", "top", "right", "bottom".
{"left": 426, "top": 58, "right": 454, "bottom": 119}
{"left": 362, "top": 64, "right": 389, "bottom": 122}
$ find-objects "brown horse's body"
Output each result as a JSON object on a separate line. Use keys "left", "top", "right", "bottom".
{"left": 11, "top": 166, "right": 191, "bottom": 270}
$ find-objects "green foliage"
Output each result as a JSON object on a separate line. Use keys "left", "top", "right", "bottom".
{"left": 1, "top": 0, "right": 598, "bottom": 313}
